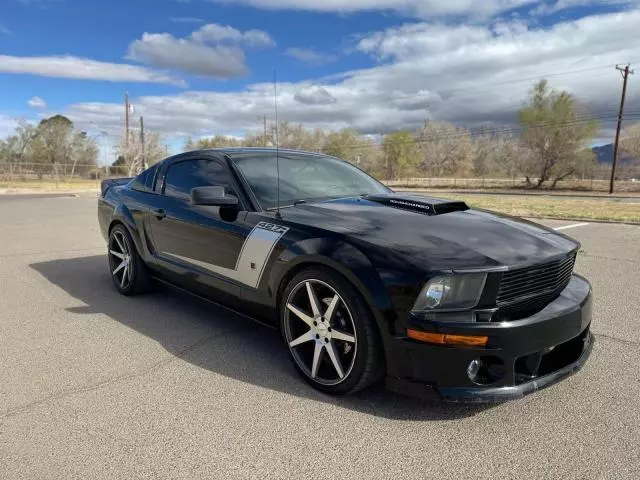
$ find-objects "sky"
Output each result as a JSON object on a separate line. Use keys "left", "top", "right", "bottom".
{"left": 1, "top": 0, "right": 640, "bottom": 162}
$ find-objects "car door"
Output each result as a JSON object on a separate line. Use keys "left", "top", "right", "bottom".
{"left": 147, "top": 155, "right": 252, "bottom": 301}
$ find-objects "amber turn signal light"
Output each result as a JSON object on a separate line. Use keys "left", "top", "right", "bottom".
{"left": 407, "top": 329, "right": 488, "bottom": 347}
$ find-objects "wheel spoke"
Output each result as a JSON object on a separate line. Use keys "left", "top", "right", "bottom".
{"left": 331, "top": 329, "right": 356, "bottom": 344}
{"left": 325, "top": 342, "right": 344, "bottom": 379}
{"left": 324, "top": 294, "right": 340, "bottom": 323}
{"left": 306, "top": 282, "right": 321, "bottom": 317}
{"left": 112, "top": 260, "right": 126, "bottom": 275}
{"left": 289, "top": 330, "right": 315, "bottom": 348}
{"left": 114, "top": 234, "right": 125, "bottom": 253}
{"left": 286, "top": 303, "right": 315, "bottom": 327}
{"left": 120, "top": 265, "right": 128, "bottom": 287}
{"left": 110, "top": 250, "right": 125, "bottom": 260}
{"left": 311, "top": 343, "right": 323, "bottom": 378}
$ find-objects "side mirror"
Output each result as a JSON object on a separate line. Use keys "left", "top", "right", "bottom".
{"left": 191, "top": 186, "right": 239, "bottom": 207}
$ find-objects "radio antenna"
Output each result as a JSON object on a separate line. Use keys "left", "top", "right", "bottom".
{"left": 273, "top": 70, "right": 282, "bottom": 219}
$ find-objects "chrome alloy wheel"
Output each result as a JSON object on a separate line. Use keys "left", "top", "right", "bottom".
{"left": 284, "top": 279, "right": 357, "bottom": 386}
{"left": 109, "top": 230, "right": 132, "bottom": 290}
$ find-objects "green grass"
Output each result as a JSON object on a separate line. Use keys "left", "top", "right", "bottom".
{"left": 433, "top": 193, "right": 640, "bottom": 223}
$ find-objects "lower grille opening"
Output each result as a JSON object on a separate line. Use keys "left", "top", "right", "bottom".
{"left": 514, "top": 329, "right": 588, "bottom": 385}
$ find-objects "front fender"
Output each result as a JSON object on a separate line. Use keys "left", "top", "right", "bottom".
{"left": 269, "top": 238, "right": 397, "bottom": 332}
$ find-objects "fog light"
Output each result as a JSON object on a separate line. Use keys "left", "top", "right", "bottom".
{"left": 467, "top": 356, "right": 506, "bottom": 385}
{"left": 467, "top": 359, "right": 483, "bottom": 380}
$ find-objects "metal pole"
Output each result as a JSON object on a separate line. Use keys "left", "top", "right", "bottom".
{"left": 610, "top": 64, "right": 634, "bottom": 194}
{"left": 140, "top": 117, "right": 145, "bottom": 172}
{"left": 264, "top": 116, "right": 267, "bottom": 147}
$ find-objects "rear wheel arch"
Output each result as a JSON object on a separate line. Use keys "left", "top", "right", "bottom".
{"left": 109, "top": 205, "right": 145, "bottom": 258}
{"left": 107, "top": 223, "right": 153, "bottom": 295}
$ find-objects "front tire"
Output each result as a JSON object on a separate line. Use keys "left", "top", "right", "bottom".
{"left": 108, "top": 224, "right": 152, "bottom": 296}
{"left": 280, "top": 267, "right": 385, "bottom": 395}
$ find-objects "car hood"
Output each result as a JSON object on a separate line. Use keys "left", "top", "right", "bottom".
{"left": 281, "top": 194, "right": 579, "bottom": 272}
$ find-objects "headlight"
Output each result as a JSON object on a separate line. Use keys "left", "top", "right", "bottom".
{"left": 412, "top": 274, "right": 487, "bottom": 312}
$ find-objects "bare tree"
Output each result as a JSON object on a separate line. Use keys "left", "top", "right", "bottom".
{"left": 69, "top": 132, "right": 99, "bottom": 177}
{"left": 187, "top": 135, "right": 243, "bottom": 150}
{"left": 322, "top": 129, "right": 376, "bottom": 167}
{"left": 620, "top": 122, "right": 640, "bottom": 162}
{"left": 383, "top": 131, "right": 419, "bottom": 179}
{"left": 519, "top": 80, "right": 598, "bottom": 188}
{"left": 0, "top": 119, "right": 38, "bottom": 179}
{"left": 118, "top": 129, "right": 166, "bottom": 176}
{"left": 416, "top": 122, "right": 474, "bottom": 177}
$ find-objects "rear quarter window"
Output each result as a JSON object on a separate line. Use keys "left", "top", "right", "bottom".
{"left": 131, "top": 164, "right": 159, "bottom": 193}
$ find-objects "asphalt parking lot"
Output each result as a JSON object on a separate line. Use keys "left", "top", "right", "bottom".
{"left": 1, "top": 194, "right": 639, "bottom": 479}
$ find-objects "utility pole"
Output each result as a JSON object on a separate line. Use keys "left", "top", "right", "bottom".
{"left": 124, "top": 93, "right": 130, "bottom": 149}
{"left": 102, "top": 132, "right": 109, "bottom": 178}
{"left": 263, "top": 116, "right": 267, "bottom": 147}
{"left": 140, "top": 116, "right": 146, "bottom": 172}
{"left": 610, "top": 64, "right": 634, "bottom": 194}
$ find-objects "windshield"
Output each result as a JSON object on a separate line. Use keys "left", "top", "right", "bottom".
{"left": 232, "top": 152, "right": 391, "bottom": 210}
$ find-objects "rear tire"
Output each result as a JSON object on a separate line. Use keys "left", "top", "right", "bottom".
{"left": 280, "top": 266, "right": 385, "bottom": 395}
{"left": 108, "top": 224, "right": 152, "bottom": 296}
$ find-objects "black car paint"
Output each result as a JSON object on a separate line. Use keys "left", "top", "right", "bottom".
{"left": 98, "top": 148, "right": 593, "bottom": 402}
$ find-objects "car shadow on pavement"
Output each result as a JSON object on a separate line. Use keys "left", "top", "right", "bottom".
{"left": 31, "top": 255, "right": 495, "bottom": 421}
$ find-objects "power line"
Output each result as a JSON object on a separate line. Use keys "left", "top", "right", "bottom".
{"left": 293, "top": 112, "right": 640, "bottom": 151}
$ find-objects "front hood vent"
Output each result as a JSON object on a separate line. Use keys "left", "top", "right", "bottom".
{"left": 365, "top": 194, "right": 469, "bottom": 216}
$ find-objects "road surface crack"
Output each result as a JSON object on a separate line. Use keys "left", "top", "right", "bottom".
{"left": 0, "top": 331, "right": 228, "bottom": 420}
{"left": 594, "top": 332, "right": 640, "bottom": 347}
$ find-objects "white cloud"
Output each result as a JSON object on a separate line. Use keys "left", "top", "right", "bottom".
{"left": 294, "top": 85, "right": 337, "bottom": 105}
{"left": 0, "top": 55, "right": 185, "bottom": 85}
{"left": 191, "top": 23, "right": 275, "bottom": 47}
{"left": 0, "top": 25, "right": 11, "bottom": 35}
{"left": 208, "top": 0, "right": 538, "bottom": 19}
{"left": 62, "top": 9, "right": 640, "bottom": 141}
{"left": 169, "top": 17, "right": 206, "bottom": 23}
{"left": 127, "top": 24, "right": 274, "bottom": 78}
{"left": 286, "top": 47, "right": 337, "bottom": 65}
{"left": 128, "top": 33, "right": 249, "bottom": 79}
{"left": 27, "top": 96, "right": 47, "bottom": 109}
{"left": 529, "top": 0, "right": 637, "bottom": 17}
{"left": 208, "top": 0, "right": 639, "bottom": 20}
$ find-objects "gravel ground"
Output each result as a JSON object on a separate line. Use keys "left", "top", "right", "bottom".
{"left": 1, "top": 194, "right": 639, "bottom": 479}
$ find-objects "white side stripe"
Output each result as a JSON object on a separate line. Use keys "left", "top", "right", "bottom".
{"left": 554, "top": 223, "right": 589, "bottom": 231}
{"left": 162, "top": 221, "right": 289, "bottom": 289}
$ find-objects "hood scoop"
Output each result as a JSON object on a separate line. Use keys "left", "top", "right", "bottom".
{"left": 365, "top": 194, "right": 469, "bottom": 216}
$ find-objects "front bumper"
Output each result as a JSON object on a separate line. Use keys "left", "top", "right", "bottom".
{"left": 385, "top": 274, "right": 594, "bottom": 403}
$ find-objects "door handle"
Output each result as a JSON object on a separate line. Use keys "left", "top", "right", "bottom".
{"left": 151, "top": 208, "right": 166, "bottom": 220}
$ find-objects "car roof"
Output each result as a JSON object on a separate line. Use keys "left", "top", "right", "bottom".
{"left": 184, "top": 147, "right": 328, "bottom": 158}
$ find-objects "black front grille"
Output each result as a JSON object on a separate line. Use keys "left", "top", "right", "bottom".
{"left": 496, "top": 253, "right": 576, "bottom": 319}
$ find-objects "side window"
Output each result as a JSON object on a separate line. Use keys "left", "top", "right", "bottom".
{"left": 131, "top": 163, "right": 159, "bottom": 193}
{"left": 164, "top": 159, "right": 234, "bottom": 201}
{"left": 144, "top": 163, "right": 159, "bottom": 190}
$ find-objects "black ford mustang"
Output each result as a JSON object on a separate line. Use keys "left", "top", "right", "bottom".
{"left": 98, "top": 148, "right": 593, "bottom": 402}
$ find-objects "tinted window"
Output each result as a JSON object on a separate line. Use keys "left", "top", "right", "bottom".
{"left": 232, "top": 153, "right": 389, "bottom": 210}
{"left": 164, "top": 159, "right": 234, "bottom": 201}
{"left": 131, "top": 163, "right": 159, "bottom": 193}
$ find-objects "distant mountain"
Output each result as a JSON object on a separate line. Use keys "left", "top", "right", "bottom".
{"left": 592, "top": 143, "right": 636, "bottom": 164}
{"left": 592, "top": 144, "right": 614, "bottom": 164}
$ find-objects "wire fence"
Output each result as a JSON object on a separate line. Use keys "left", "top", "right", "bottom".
{"left": 2, "top": 161, "right": 640, "bottom": 193}
{"left": 386, "top": 177, "right": 640, "bottom": 193}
